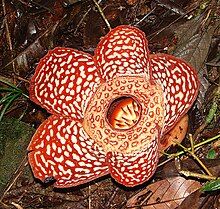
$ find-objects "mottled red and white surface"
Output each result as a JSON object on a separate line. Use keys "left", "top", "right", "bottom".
{"left": 28, "top": 25, "right": 199, "bottom": 188}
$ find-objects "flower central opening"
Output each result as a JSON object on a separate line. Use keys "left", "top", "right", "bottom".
{"left": 107, "top": 96, "right": 141, "bottom": 130}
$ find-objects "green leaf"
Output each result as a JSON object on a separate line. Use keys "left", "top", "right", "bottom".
{"left": 201, "top": 179, "right": 220, "bottom": 192}
{"left": 0, "top": 87, "right": 19, "bottom": 92}
{"left": 0, "top": 93, "right": 22, "bottom": 121}
{"left": 0, "top": 77, "right": 29, "bottom": 99}
{"left": 205, "top": 102, "right": 218, "bottom": 124}
{"left": 0, "top": 77, "right": 21, "bottom": 91}
{"left": 0, "top": 92, "right": 21, "bottom": 105}
{"left": 206, "top": 149, "right": 217, "bottom": 159}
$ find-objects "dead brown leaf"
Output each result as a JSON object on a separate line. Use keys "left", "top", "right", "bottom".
{"left": 126, "top": 176, "right": 201, "bottom": 209}
{"left": 176, "top": 190, "right": 203, "bottom": 209}
{"left": 173, "top": 12, "right": 219, "bottom": 108}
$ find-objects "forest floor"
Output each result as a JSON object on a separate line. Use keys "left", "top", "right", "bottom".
{"left": 0, "top": 0, "right": 219, "bottom": 208}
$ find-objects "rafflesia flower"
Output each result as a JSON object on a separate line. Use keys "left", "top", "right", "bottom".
{"left": 28, "top": 25, "right": 199, "bottom": 188}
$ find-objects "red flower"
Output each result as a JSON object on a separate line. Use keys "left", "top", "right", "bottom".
{"left": 28, "top": 25, "right": 199, "bottom": 188}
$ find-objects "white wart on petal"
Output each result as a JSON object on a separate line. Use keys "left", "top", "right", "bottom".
{"left": 106, "top": 133, "right": 159, "bottom": 187}
{"left": 94, "top": 25, "right": 150, "bottom": 81}
{"left": 29, "top": 47, "right": 101, "bottom": 121}
{"left": 151, "top": 54, "right": 199, "bottom": 134}
{"left": 28, "top": 115, "right": 108, "bottom": 188}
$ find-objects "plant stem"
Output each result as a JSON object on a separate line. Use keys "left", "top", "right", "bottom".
{"left": 168, "top": 134, "right": 220, "bottom": 158}
{"left": 189, "top": 134, "right": 195, "bottom": 153}
{"left": 22, "top": 93, "right": 29, "bottom": 99}
{"left": 179, "top": 170, "right": 218, "bottom": 180}
{"left": 176, "top": 142, "right": 213, "bottom": 176}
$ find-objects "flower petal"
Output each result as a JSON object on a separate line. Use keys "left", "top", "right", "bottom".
{"left": 151, "top": 54, "right": 199, "bottom": 133}
{"left": 106, "top": 133, "right": 159, "bottom": 187}
{"left": 29, "top": 47, "right": 101, "bottom": 120}
{"left": 94, "top": 25, "right": 150, "bottom": 80}
{"left": 28, "top": 115, "right": 108, "bottom": 188}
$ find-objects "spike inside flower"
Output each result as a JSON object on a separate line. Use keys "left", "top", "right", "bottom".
{"left": 107, "top": 96, "right": 141, "bottom": 130}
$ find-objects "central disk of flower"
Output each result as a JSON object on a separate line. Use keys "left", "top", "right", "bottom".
{"left": 83, "top": 75, "right": 165, "bottom": 154}
{"left": 107, "top": 96, "right": 141, "bottom": 130}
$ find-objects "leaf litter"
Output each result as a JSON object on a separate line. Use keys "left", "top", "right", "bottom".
{"left": 0, "top": 0, "right": 220, "bottom": 208}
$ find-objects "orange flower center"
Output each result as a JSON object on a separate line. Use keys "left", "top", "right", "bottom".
{"left": 83, "top": 75, "right": 165, "bottom": 154}
{"left": 107, "top": 96, "right": 141, "bottom": 130}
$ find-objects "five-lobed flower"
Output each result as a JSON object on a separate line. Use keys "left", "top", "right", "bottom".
{"left": 28, "top": 25, "right": 199, "bottom": 188}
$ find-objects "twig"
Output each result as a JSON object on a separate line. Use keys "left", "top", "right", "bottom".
{"left": 148, "top": 4, "right": 200, "bottom": 40}
{"left": 2, "top": 0, "right": 16, "bottom": 74}
{"left": 158, "top": 157, "right": 173, "bottom": 167}
{"left": 16, "top": 76, "right": 30, "bottom": 84}
{"left": 104, "top": 188, "right": 119, "bottom": 208}
{"left": 11, "top": 202, "right": 24, "bottom": 209}
{"left": 0, "top": 201, "right": 10, "bottom": 208}
{"left": 189, "top": 134, "right": 195, "bottom": 153}
{"left": 133, "top": 7, "right": 156, "bottom": 27}
{"left": 92, "top": 0, "right": 111, "bottom": 30}
{"left": 74, "top": 10, "right": 90, "bottom": 35}
{"left": 175, "top": 141, "right": 213, "bottom": 176}
{"left": 74, "top": 0, "right": 103, "bottom": 35}
{"left": 175, "top": 157, "right": 218, "bottom": 181}
{"left": 193, "top": 123, "right": 207, "bottom": 140}
{"left": 179, "top": 170, "right": 218, "bottom": 181}
{"left": 0, "top": 21, "right": 60, "bottom": 71}
{"left": 2, "top": 0, "right": 12, "bottom": 50}
{"left": 30, "top": 0, "right": 55, "bottom": 14}
{"left": 159, "top": 134, "right": 220, "bottom": 167}
{"left": 167, "top": 134, "right": 220, "bottom": 158}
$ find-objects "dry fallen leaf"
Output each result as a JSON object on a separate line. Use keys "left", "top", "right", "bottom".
{"left": 176, "top": 190, "right": 203, "bottom": 209}
{"left": 173, "top": 13, "right": 218, "bottom": 108}
{"left": 126, "top": 176, "right": 201, "bottom": 209}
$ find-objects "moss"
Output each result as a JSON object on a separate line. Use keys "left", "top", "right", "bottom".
{"left": 0, "top": 117, "right": 35, "bottom": 195}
